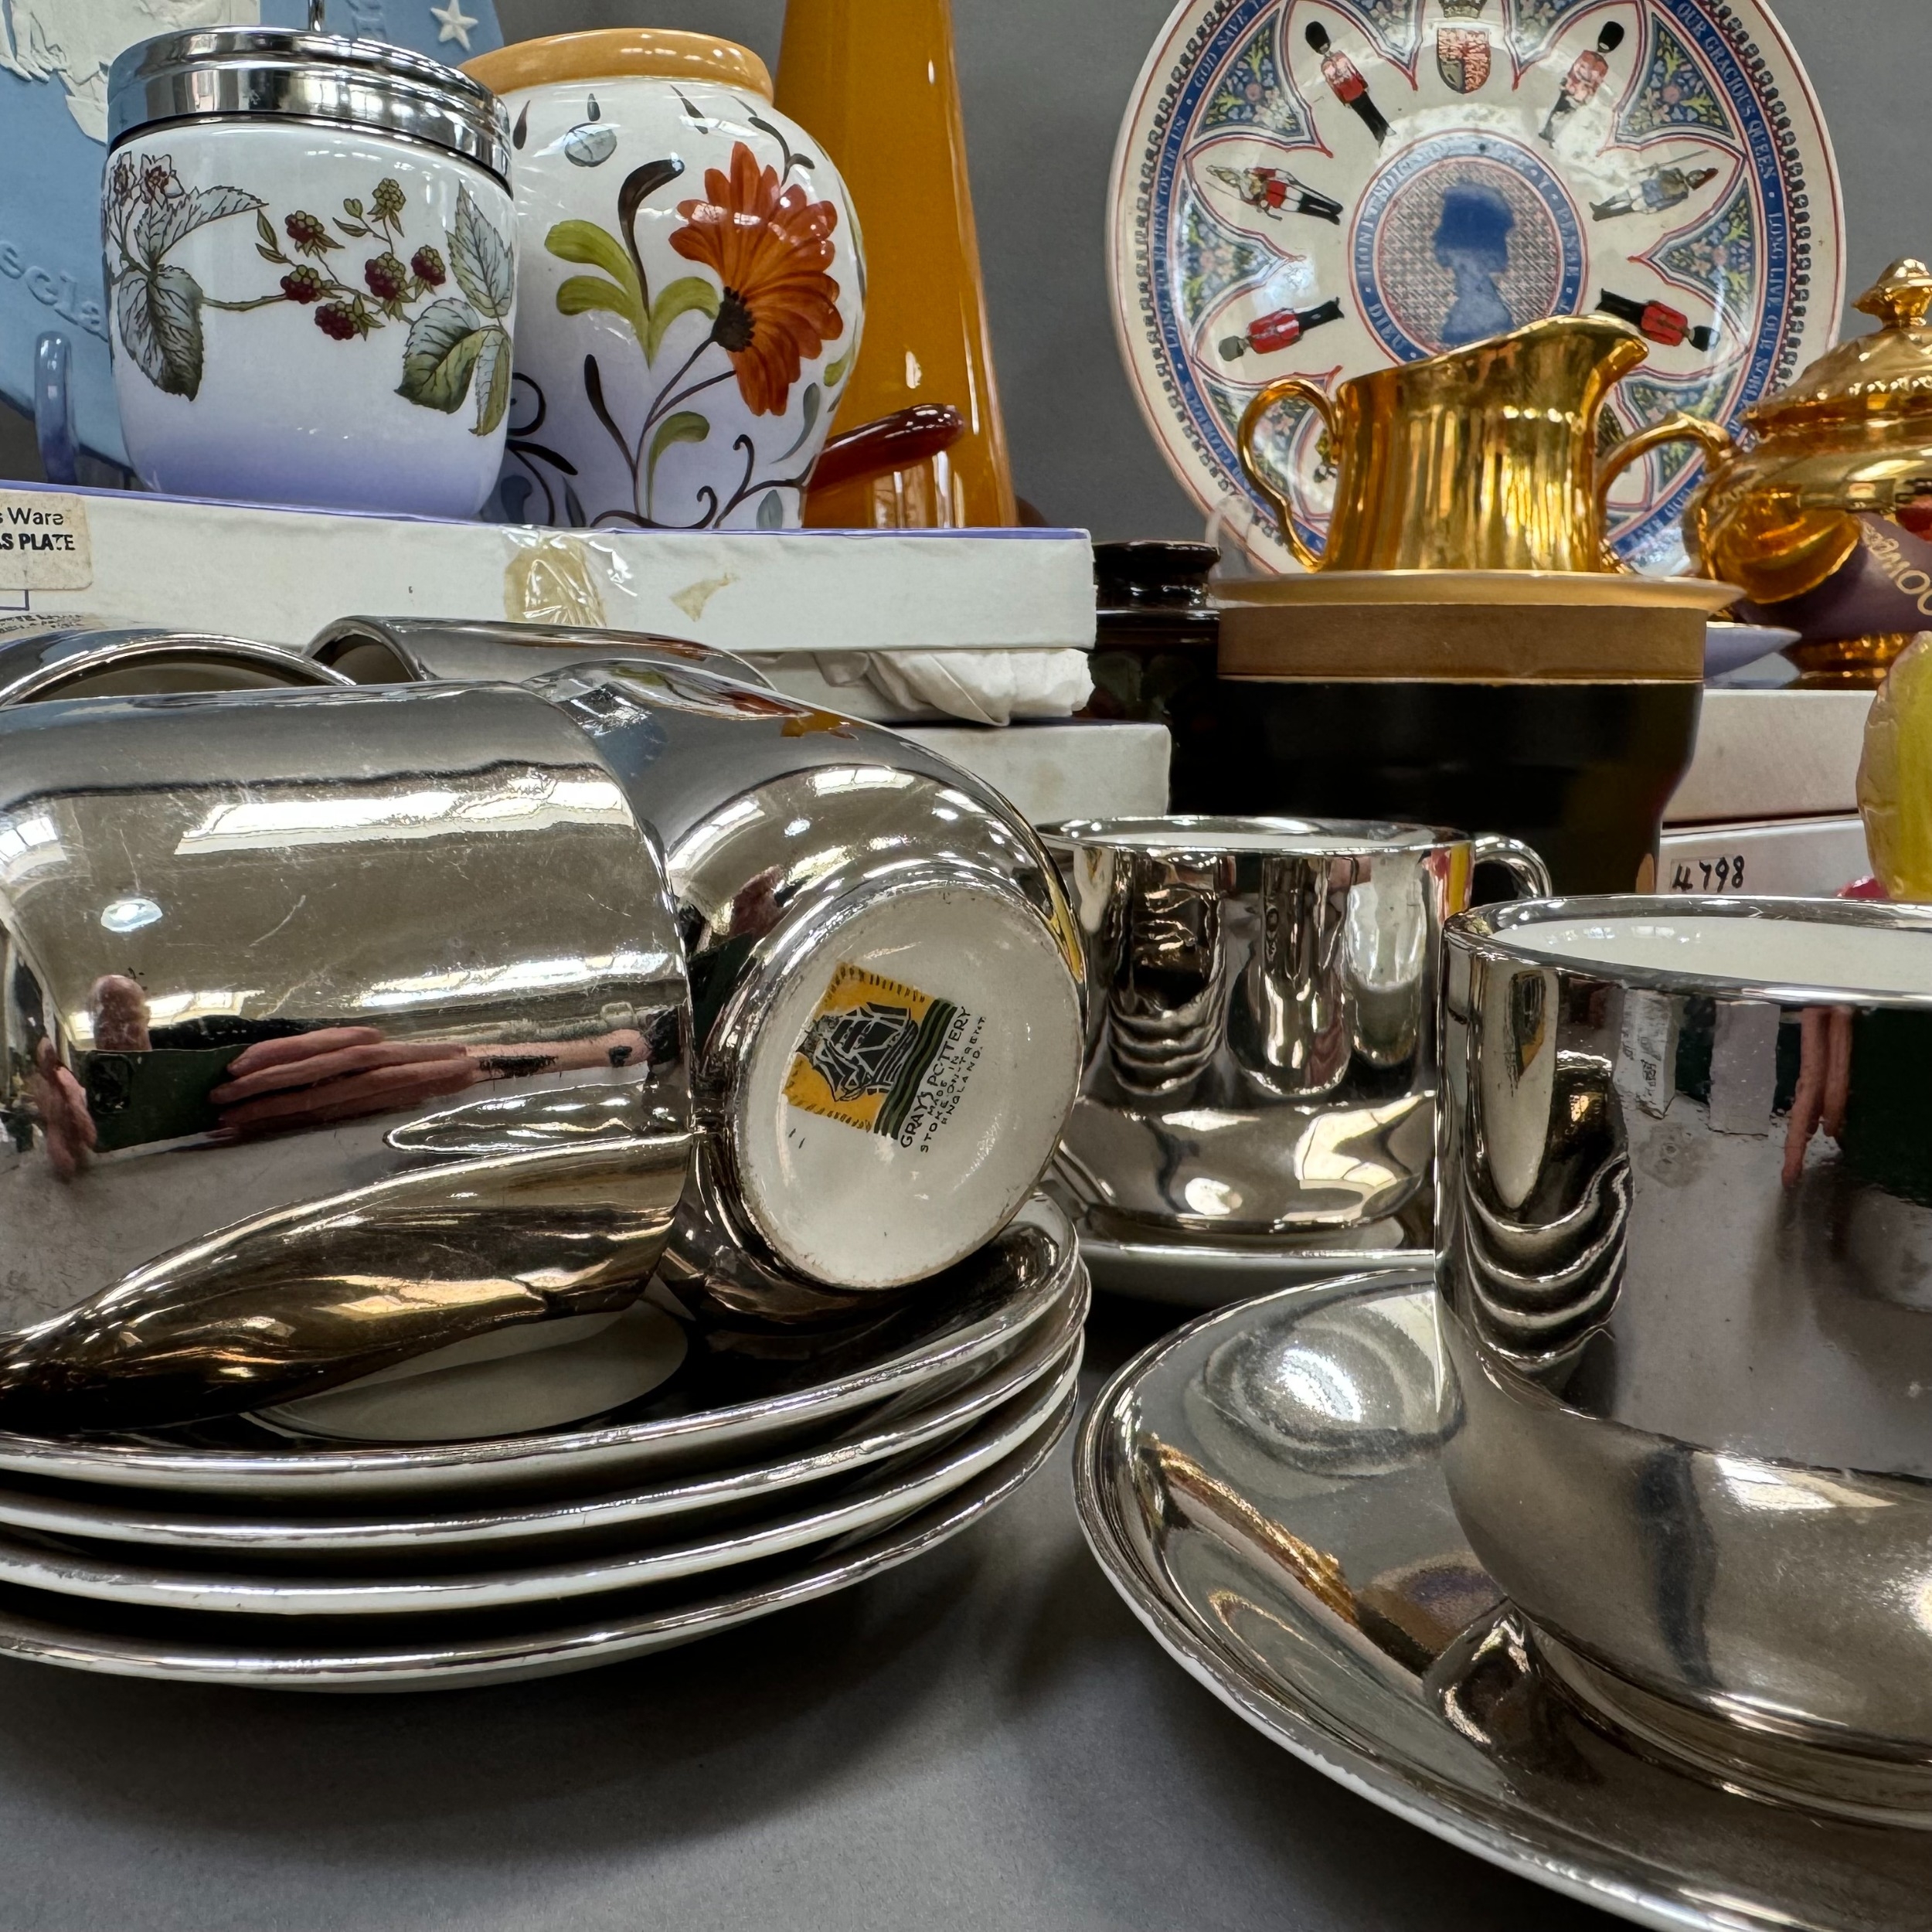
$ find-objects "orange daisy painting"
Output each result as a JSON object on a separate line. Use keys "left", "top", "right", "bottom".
{"left": 669, "top": 141, "right": 845, "bottom": 417}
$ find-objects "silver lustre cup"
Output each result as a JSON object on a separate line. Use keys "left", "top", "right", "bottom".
{"left": 1439, "top": 893, "right": 1932, "bottom": 1819}
{"left": 535, "top": 658, "right": 1087, "bottom": 1304}
{"left": 0, "top": 682, "right": 691, "bottom": 1432}
{"left": 1044, "top": 816, "right": 1548, "bottom": 1241}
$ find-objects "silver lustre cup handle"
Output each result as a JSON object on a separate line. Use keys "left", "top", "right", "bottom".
{"left": 1471, "top": 834, "right": 1553, "bottom": 901}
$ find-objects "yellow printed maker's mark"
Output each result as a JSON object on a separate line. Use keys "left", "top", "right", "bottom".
{"left": 784, "top": 962, "right": 981, "bottom": 1148}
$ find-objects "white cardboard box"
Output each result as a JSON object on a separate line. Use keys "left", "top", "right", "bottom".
{"left": 898, "top": 723, "right": 1170, "bottom": 825}
{"left": 0, "top": 483, "right": 1095, "bottom": 657}
{"left": 1667, "top": 688, "right": 1873, "bottom": 825}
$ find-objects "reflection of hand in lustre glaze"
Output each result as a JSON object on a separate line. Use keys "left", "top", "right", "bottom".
{"left": 207, "top": 1026, "right": 651, "bottom": 1137}
{"left": 30, "top": 1039, "right": 95, "bottom": 1179}
{"left": 1434, "top": 181, "right": 1516, "bottom": 347}
{"left": 1783, "top": 1006, "right": 1853, "bottom": 1186}
{"left": 209, "top": 1028, "right": 474, "bottom": 1135}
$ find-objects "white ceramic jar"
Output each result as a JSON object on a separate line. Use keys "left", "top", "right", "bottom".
{"left": 104, "top": 29, "right": 516, "bottom": 517}
{"left": 463, "top": 30, "right": 864, "bottom": 532}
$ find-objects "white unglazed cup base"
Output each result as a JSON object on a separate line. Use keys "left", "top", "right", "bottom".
{"left": 1504, "top": 913, "right": 1932, "bottom": 998}
{"left": 730, "top": 881, "right": 1082, "bottom": 1289}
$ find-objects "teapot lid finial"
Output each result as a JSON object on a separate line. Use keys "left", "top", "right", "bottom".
{"left": 1855, "top": 258, "right": 1932, "bottom": 332}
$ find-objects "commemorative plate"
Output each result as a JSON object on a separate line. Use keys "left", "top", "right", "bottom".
{"left": 1108, "top": 0, "right": 1843, "bottom": 573}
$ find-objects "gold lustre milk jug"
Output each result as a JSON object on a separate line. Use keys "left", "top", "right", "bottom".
{"left": 1236, "top": 315, "right": 1730, "bottom": 573}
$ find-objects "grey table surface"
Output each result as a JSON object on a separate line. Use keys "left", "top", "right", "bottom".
{"left": 0, "top": 1294, "right": 1614, "bottom": 1932}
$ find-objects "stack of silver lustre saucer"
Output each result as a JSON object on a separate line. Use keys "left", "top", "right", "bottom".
{"left": 0, "top": 658, "right": 1093, "bottom": 1688}
{"left": 0, "top": 1196, "right": 1082, "bottom": 1690}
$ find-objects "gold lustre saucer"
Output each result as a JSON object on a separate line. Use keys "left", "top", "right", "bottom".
{"left": 1216, "top": 571, "right": 1741, "bottom": 682}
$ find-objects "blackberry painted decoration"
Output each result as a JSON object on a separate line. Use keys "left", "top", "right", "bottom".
{"left": 104, "top": 26, "right": 516, "bottom": 514}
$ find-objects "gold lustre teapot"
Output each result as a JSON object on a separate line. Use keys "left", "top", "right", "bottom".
{"left": 1236, "top": 314, "right": 1729, "bottom": 573}
{"left": 1685, "top": 259, "right": 1932, "bottom": 681}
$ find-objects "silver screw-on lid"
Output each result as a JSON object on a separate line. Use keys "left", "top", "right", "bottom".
{"left": 107, "top": 27, "right": 512, "bottom": 187}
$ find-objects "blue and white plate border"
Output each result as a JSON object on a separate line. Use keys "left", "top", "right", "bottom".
{"left": 1107, "top": 0, "right": 1845, "bottom": 575}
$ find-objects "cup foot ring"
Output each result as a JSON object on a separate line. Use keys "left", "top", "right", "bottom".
{"left": 1530, "top": 1620, "right": 1932, "bottom": 1829}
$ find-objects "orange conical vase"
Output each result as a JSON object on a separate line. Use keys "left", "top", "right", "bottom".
{"left": 777, "top": 0, "right": 1017, "bottom": 528}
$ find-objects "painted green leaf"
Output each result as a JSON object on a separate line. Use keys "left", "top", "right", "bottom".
{"left": 822, "top": 346, "right": 852, "bottom": 389}
{"left": 546, "top": 221, "right": 640, "bottom": 298}
{"left": 777, "top": 383, "right": 820, "bottom": 461}
{"left": 556, "top": 274, "right": 646, "bottom": 340}
{"left": 140, "top": 183, "right": 264, "bottom": 264}
{"left": 547, "top": 220, "right": 650, "bottom": 349}
{"left": 396, "top": 296, "right": 488, "bottom": 413}
{"left": 115, "top": 263, "right": 204, "bottom": 397}
{"left": 647, "top": 410, "right": 708, "bottom": 512}
{"left": 472, "top": 325, "right": 512, "bottom": 436}
{"left": 757, "top": 489, "right": 785, "bottom": 529}
{"left": 648, "top": 410, "right": 709, "bottom": 474}
{"left": 645, "top": 274, "right": 719, "bottom": 362}
{"left": 449, "top": 185, "right": 514, "bottom": 320}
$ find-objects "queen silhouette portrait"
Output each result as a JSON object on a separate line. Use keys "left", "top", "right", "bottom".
{"left": 1434, "top": 179, "right": 1516, "bottom": 346}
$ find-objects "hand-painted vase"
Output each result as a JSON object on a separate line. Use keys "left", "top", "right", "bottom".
{"left": 464, "top": 30, "right": 865, "bottom": 532}
{"left": 777, "top": 0, "right": 1016, "bottom": 528}
{"left": 105, "top": 29, "right": 516, "bottom": 518}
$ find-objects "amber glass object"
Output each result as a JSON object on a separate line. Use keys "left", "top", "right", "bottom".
{"left": 778, "top": 0, "right": 1016, "bottom": 528}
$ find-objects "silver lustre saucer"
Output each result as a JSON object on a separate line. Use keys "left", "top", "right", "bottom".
{"left": 0, "top": 1197, "right": 1077, "bottom": 1502}
{"left": 0, "top": 1271, "right": 1087, "bottom": 1560}
{"left": 1075, "top": 1270, "right": 1931, "bottom": 1930}
{"left": 1062, "top": 1189, "right": 1427, "bottom": 1309}
{"left": 0, "top": 1346, "right": 1080, "bottom": 1618}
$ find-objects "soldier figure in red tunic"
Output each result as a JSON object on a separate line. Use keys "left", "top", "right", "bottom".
{"left": 1596, "top": 287, "right": 1716, "bottom": 352}
{"left": 1305, "top": 21, "right": 1390, "bottom": 145}
{"left": 1209, "top": 163, "right": 1343, "bottom": 226}
{"left": 1539, "top": 21, "right": 1624, "bottom": 142}
{"left": 1220, "top": 297, "right": 1345, "bottom": 361}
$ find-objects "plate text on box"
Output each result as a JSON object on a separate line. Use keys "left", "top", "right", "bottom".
{"left": 0, "top": 493, "right": 92, "bottom": 592}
